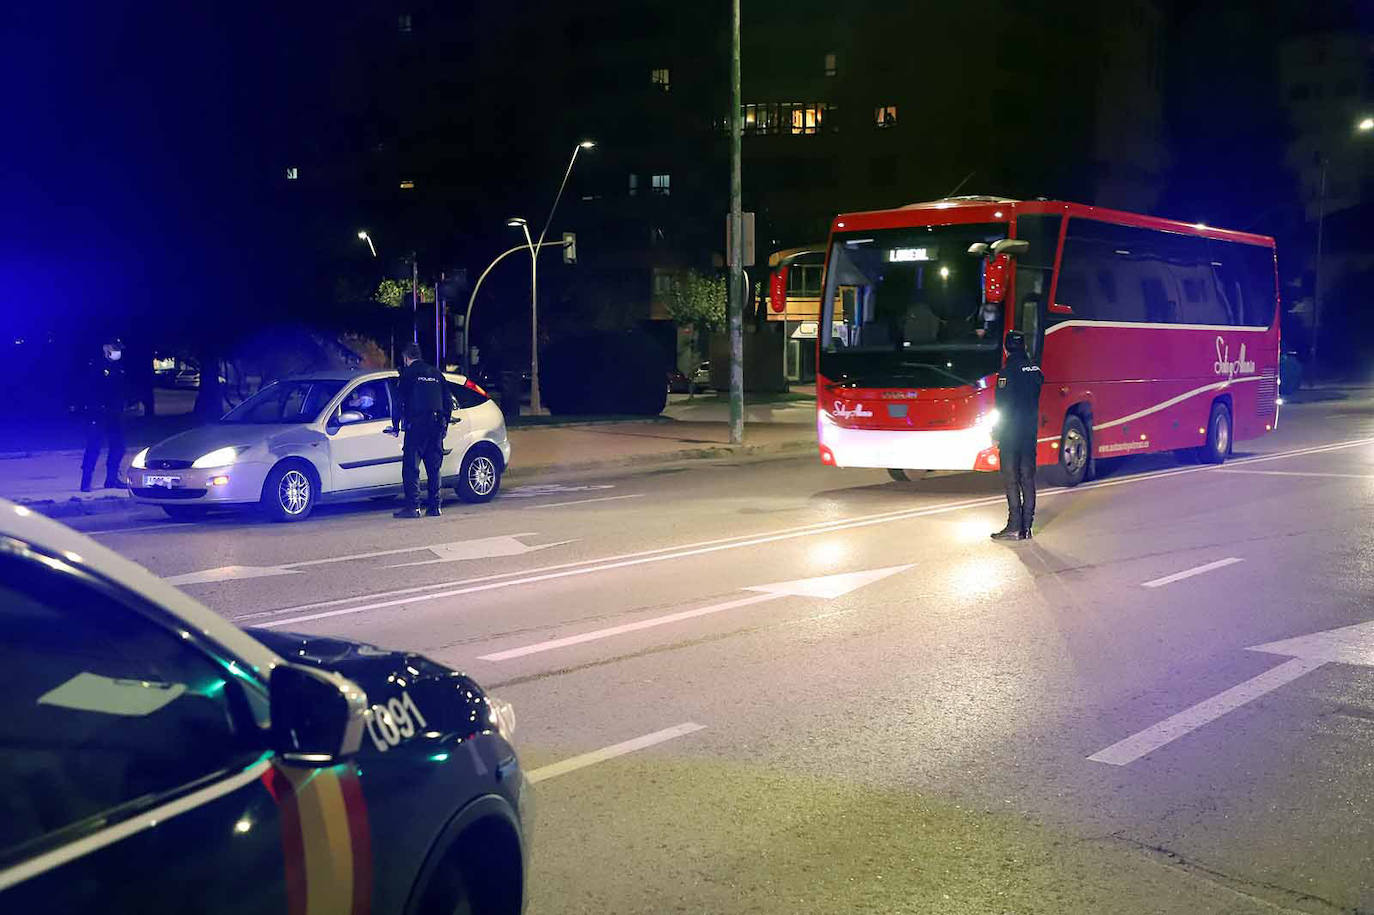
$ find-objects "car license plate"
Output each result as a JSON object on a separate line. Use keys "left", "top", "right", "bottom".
{"left": 144, "top": 475, "right": 180, "bottom": 488}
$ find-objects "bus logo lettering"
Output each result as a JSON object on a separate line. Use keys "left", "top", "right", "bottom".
{"left": 833, "top": 400, "right": 873, "bottom": 419}
{"left": 1214, "top": 336, "right": 1255, "bottom": 379}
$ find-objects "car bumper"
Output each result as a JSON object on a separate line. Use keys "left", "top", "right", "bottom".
{"left": 128, "top": 462, "right": 272, "bottom": 505}
{"left": 817, "top": 416, "right": 999, "bottom": 472}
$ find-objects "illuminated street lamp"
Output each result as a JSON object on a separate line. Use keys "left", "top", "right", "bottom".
{"left": 356, "top": 229, "right": 377, "bottom": 258}
{"left": 1358, "top": 117, "right": 1374, "bottom": 132}
{"left": 511, "top": 140, "right": 596, "bottom": 414}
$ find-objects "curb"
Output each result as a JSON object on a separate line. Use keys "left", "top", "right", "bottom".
{"left": 14, "top": 494, "right": 136, "bottom": 520}
{"left": 12, "top": 436, "right": 818, "bottom": 520}
{"left": 503, "top": 436, "right": 816, "bottom": 484}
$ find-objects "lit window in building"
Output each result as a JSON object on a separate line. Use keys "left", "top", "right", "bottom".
{"left": 651, "top": 68, "right": 670, "bottom": 92}
{"left": 399, "top": 179, "right": 415, "bottom": 190}
{"left": 398, "top": 13, "right": 412, "bottom": 33}
{"left": 824, "top": 52, "right": 837, "bottom": 77}
{"left": 791, "top": 105, "right": 824, "bottom": 135}
{"left": 285, "top": 167, "right": 298, "bottom": 180}
{"left": 875, "top": 105, "right": 898, "bottom": 128}
{"left": 629, "top": 173, "right": 639, "bottom": 196}
{"left": 651, "top": 174, "right": 671, "bottom": 196}
{"left": 652, "top": 271, "right": 676, "bottom": 296}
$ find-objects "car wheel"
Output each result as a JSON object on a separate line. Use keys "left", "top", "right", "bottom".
{"left": 887, "top": 468, "right": 911, "bottom": 482}
{"left": 1058, "top": 415, "right": 1092, "bottom": 487}
{"left": 262, "top": 460, "right": 317, "bottom": 522}
{"left": 1199, "top": 402, "right": 1231, "bottom": 465}
{"left": 163, "top": 506, "right": 207, "bottom": 522}
{"left": 454, "top": 447, "right": 502, "bottom": 503}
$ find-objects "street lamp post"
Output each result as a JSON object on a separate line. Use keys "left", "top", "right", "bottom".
{"left": 1313, "top": 116, "right": 1374, "bottom": 372}
{"left": 357, "top": 230, "right": 377, "bottom": 258}
{"left": 511, "top": 140, "right": 595, "bottom": 415}
{"left": 463, "top": 240, "right": 573, "bottom": 375}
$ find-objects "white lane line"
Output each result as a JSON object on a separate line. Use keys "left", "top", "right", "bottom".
{"left": 241, "top": 436, "right": 1374, "bottom": 629}
{"left": 1217, "top": 469, "right": 1374, "bottom": 480}
{"left": 86, "top": 522, "right": 196, "bottom": 536}
{"left": 526, "top": 723, "right": 706, "bottom": 784}
{"left": 480, "top": 594, "right": 777, "bottom": 660}
{"left": 522, "top": 494, "right": 643, "bottom": 509}
{"left": 1087, "top": 658, "right": 1324, "bottom": 766}
{"left": 478, "top": 564, "right": 911, "bottom": 661}
{"left": 1141, "top": 557, "right": 1244, "bottom": 589}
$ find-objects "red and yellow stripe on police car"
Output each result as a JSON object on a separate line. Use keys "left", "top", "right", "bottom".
{"left": 262, "top": 762, "right": 372, "bottom": 915}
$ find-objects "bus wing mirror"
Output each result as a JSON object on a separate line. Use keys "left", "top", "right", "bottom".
{"left": 966, "top": 242, "right": 990, "bottom": 256}
{"left": 990, "top": 238, "right": 1029, "bottom": 257}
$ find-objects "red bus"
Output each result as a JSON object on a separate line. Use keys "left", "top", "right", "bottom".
{"left": 816, "top": 196, "right": 1280, "bottom": 485}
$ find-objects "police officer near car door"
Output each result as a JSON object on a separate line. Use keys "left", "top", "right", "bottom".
{"left": 81, "top": 337, "right": 129, "bottom": 492}
{"left": 391, "top": 343, "right": 453, "bottom": 519}
{"left": 991, "top": 330, "right": 1044, "bottom": 541}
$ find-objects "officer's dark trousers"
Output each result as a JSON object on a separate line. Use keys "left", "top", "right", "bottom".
{"left": 402, "top": 417, "right": 445, "bottom": 508}
{"left": 999, "top": 439, "right": 1037, "bottom": 531}
{"left": 82, "top": 411, "right": 125, "bottom": 484}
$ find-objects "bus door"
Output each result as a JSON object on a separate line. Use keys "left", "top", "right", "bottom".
{"left": 1010, "top": 214, "right": 1063, "bottom": 359}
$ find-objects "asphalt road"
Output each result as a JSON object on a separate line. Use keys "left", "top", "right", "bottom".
{"left": 76, "top": 394, "right": 1374, "bottom": 914}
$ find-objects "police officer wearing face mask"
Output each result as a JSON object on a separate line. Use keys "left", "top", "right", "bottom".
{"left": 390, "top": 343, "right": 453, "bottom": 519}
{"left": 81, "top": 337, "right": 129, "bottom": 492}
{"left": 991, "top": 330, "right": 1043, "bottom": 541}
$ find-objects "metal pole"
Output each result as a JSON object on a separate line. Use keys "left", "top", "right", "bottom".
{"left": 411, "top": 253, "right": 420, "bottom": 345}
{"left": 728, "top": 0, "right": 744, "bottom": 445}
{"left": 436, "top": 272, "right": 444, "bottom": 369}
{"left": 1312, "top": 157, "right": 1326, "bottom": 372}
{"left": 518, "top": 223, "right": 539, "bottom": 414}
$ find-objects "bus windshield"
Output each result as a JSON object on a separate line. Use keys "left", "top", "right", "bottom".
{"left": 820, "top": 223, "right": 1008, "bottom": 387}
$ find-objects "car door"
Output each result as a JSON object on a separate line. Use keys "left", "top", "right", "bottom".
{"left": 0, "top": 544, "right": 285, "bottom": 913}
{"left": 327, "top": 377, "right": 403, "bottom": 492}
{"left": 440, "top": 379, "right": 477, "bottom": 478}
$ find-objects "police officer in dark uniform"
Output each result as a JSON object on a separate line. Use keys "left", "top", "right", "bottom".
{"left": 81, "top": 337, "right": 129, "bottom": 492}
{"left": 391, "top": 343, "right": 452, "bottom": 519}
{"left": 991, "top": 330, "right": 1043, "bottom": 540}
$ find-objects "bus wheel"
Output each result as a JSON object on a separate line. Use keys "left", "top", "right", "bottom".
{"left": 1059, "top": 415, "right": 1091, "bottom": 487}
{"left": 887, "top": 469, "right": 911, "bottom": 482}
{"left": 1200, "top": 402, "right": 1231, "bottom": 464}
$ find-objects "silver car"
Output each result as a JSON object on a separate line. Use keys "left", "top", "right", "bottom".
{"left": 128, "top": 369, "right": 511, "bottom": 521}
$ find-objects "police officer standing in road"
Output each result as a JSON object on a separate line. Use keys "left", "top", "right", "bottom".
{"left": 991, "top": 330, "right": 1044, "bottom": 541}
{"left": 81, "top": 337, "right": 129, "bottom": 492}
{"left": 391, "top": 343, "right": 453, "bottom": 519}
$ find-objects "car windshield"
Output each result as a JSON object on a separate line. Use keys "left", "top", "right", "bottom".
{"left": 219, "top": 380, "right": 344, "bottom": 424}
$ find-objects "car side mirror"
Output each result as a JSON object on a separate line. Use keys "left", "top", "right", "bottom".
{"left": 338, "top": 410, "right": 366, "bottom": 426}
{"left": 269, "top": 664, "right": 368, "bottom": 766}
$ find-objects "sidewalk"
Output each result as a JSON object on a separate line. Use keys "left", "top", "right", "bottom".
{"left": 2, "top": 418, "right": 818, "bottom": 519}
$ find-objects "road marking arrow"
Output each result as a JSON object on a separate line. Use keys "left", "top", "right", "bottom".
{"left": 386, "top": 535, "right": 574, "bottom": 568}
{"left": 1088, "top": 619, "right": 1374, "bottom": 766}
{"left": 166, "top": 534, "right": 571, "bottom": 586}
{"left": 477, "top": 564, "right": 913, "bottom": 662}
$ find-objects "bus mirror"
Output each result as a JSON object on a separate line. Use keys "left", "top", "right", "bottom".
{"left": 990, "top": 238, "right": 1030, "bottom": 257}
{"left": 967, "top": 242, "right": 990, "bottom": 256}
{"left": 984, "top": 253, "right": 1011, "bottom": 303}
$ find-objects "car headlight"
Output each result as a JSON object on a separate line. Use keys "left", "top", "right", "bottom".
{"left": 131, "top": 447, "right": 149, "bottom": 470}
{"left": 192, "top": 446, "right": 241, "bottom": 469}
{"left": 979, "top": 409, "right": 1002, "bottom": 428}
{"left": 487, "top": 696, "right": 517, "bottom": 744}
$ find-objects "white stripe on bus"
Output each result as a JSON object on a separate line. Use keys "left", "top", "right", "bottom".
{"left": 1035, "top": 376, "right": 1263, "bottom": 442}
{"left": 1044, "top": 319, "right": 1271, "bottom": 335}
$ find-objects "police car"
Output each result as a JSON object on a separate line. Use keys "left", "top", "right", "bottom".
{"left": 0, "top": 500, "right": 530, "bottom": 913}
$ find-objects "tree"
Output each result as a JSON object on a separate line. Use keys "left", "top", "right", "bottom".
{"left": 664, "top": 270, "right": 727, "bottom": 334}
{"left": 371, "top": 278, "right": 435, "bottom": 309}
